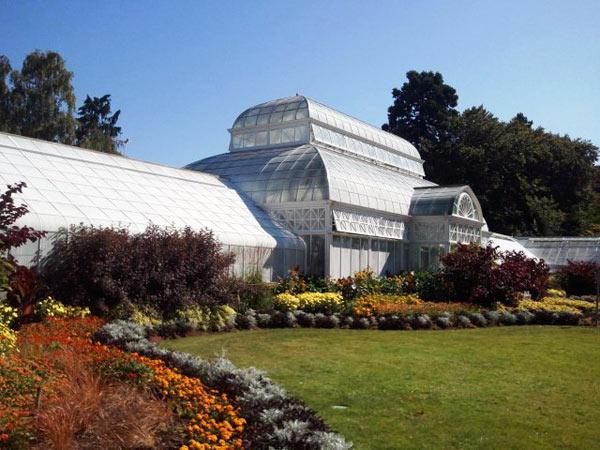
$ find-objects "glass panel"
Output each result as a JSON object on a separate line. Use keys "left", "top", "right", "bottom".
{"left": 255, "top": 131, "right": 268, "bottom": 146}
{"left": 281, "top": 127, "right": 295, "bottom": 143}
{"left": 270, "top": 111, "right": 284, "bottom": 123}
{"left": 282, "top": 109, "right": 296, "bottom": 122}
{"left": 244, "top": 115, "right": 257, "bottom": 127}
{"left": 296, "top": 107, "right": 308, "bottom": 119}
{"left": 257, "top": 114, "right": 269, "bottom": 125}
{"left": 269, "top": 129, "right": 282, "bottom": 145}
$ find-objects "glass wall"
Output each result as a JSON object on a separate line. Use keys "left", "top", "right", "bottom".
{"left": 302, "top": 234, "right": 325, "bottom": 277}
{"left": 330, "top": 234, "right": 405, "bottom": 278}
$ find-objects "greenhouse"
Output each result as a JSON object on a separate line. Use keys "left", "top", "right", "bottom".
{"left": 0, "top": 95, "right": 594, "bottom": 280}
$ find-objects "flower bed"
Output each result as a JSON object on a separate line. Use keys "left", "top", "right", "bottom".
{"left": 273, "top": 292, "right": 344, "bottom": 314}
{"left": 94, "top": 320, "right": 352, "bottom": 450}
{"left": 0, "top": 317, "right": 245, "bottom": 449}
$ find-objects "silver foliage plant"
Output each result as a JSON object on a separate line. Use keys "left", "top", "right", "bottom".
{"left": 93, "top": 320, "right": 352, "bottom": 450}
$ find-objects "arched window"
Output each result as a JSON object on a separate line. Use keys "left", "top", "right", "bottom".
{"left": 453, "top": 192, "right": 479, "bottom": 220}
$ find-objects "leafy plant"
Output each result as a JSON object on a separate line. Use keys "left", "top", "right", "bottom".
{"left": 41, "top": 225, "right": 236, "bottom": 316}
{"left": 557, "top": 260, "right": 598, "bottom": 296}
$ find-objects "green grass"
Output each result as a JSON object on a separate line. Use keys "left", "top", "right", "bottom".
{"left": 165, "top": 327, "right": 600, "bottom": 450}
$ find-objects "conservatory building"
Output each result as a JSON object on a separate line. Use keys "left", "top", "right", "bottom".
{"left": 1, "top": 95, "right": 537, "bottom": 280}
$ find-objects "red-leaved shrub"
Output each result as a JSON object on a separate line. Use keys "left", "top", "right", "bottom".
{"left": 441, "top": 243, "right": 549, "bottom": 307}
{"left": 557, "top": 260, "right": 598, "bottom": 296}
{"left": 41, "top": 225, "right": 236, "bottom": 316}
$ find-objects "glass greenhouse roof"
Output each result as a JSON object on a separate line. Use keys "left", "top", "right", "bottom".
{"left": 517, "top": 237, "right": 600, "bottom": 269}
{"left": 409, "top": 186, "right": 482, "bottom": 221}
{"left": 0, "top": 132, "right": 304, "bottom": 250}
{"left": 188, "top": 144, "right": 434, "bottom": 217}
{"left": 229, "top": 96, "right": 425, "bottom": 178}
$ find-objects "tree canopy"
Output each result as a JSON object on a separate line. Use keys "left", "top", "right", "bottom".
{"left": 0, "top": 50, "right": 124, "bottom": 154}
{"left": 384, "top": 71, "right": 599, "bottom": 236}
{"left": 76, "top": 94, "right": 123, "bottom": 154}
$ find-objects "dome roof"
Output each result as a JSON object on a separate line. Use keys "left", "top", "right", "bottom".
{"left": 228, "top": 95, "right": 424, "bottom": 178}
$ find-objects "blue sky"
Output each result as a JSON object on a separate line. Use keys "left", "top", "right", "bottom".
{"left": 1, "top": 0, "right": 599, "bottom": 167}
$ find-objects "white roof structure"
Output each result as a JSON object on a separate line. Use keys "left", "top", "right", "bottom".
{"left": 517, "top": 237, "right": 600, "bottom": 270}
{"left": 0, "top": 132, "right": 304, "bottom": 251}
{"left": 486, "top": 233, "right": 538, "bottom": 260}
{"left": 189, "top": 144, "right": 433, "bottom": 217}
{"left": 228, "top": 95, "right": 425, "bottom": 178}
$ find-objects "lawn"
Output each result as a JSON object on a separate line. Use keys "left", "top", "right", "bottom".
{"left": 165, "top": 327, "right": 600, "bottom": 450}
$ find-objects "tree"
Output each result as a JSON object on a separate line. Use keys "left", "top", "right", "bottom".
{"left": 383, "top": 70, "right": 458, "bottom": 181}
{"left": 0, "top": 56, "right": 13, "bottom": 133}
{"left": 76, "top": 94, "right": 123, "bottom": 154}
{"left": 383, "top": 71, "right": 599, "bottom": 236}
{"left": 9, "top": 50, "right": 77, "bottom": 144}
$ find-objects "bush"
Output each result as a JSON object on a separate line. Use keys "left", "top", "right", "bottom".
{"left": 441, "top": 243, "right": 549, "bottom": 307}
{"left": 314, "top": 313, "right": 339, "bottom": 328}
{"left": 233, "top": 276, "right": 275, "bottom": 312}
{"left": 484, "top": 310, "right": 501, "bottom": 325}
{"left": 350, "top": 317, "right": 370, "bottom": 329}
{"left": 499, "top": 311, "right": 517, "bottom": 325}
{"left": 456, "top": 315, "right": 474, "bottom": 328}
{"left": 256, "top": 313, "right": 272, "bottom": 328}
{"left": 273, "top": 292, "right": 344, "bottom": 314}
{"left": 235, "top": 309, "right": 258, "bottom": 330}
{"left": 415, "top": 271, "right": 446, "bottom": 301}
{"left": 270, "top": 311, "right": 297, "bottom": 328}
{"left": 468, "top": 312, "right": 488, "bottom": 327}
{"left": 436, "top": 316, "right": 452, "bottom": 329}
{"left": 515, "top": 310, "right": 535, "bottom": 324}
{"left": 412, "top": 314, "right": 433, "bottom": 330}
{"left": 295, "top": 311, "right": 316, "bottom": 328}
{"left": 41, "top": 225, "right": 236, "bottom": 316}
{"left": 557, "top": 261, "right": 598, "bottom": 296}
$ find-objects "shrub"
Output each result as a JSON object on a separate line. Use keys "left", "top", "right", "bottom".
{"left": 436, "top": 316, "right": 452, "bottom": 329}
{"left": 441, "top": 243, "right": 549, "bottom": 307}
{"left": 0, "top": 182, "right": 46, "bottom": 315}
{"left": 314, "top": 313, "right": 339, "bottom": 328}
{"left": 295, "top": 311, "right": 316, "bottom": 328}
{"left": 351, "top": 317, "right": 370, "bottom": 329}
{"left": 546, "top": 288, "right": 566, "bottom": 297}
{"left": 415, "top": 271, "right": 447, "bottom": 301}
{"left": 270, "top": 311, "right": 297, "bottom": 328}
{"left": 499, "top": 311, "right": 517, "bottom": 325}
{"left": 456, "top": 315, "right": 474, "bottom": 328}
{"left": 515, "top": 310, "right": 535, "bottom": 324}
{"left": 256, "top": 313, "right": 272, "bottom": 328}
{"left": 557, "top": 261, "right": 598, "bottom": 296}
{"left": 41, "top": 225, "right": 236, "bottom": 316}
{"left": 412, "top": 314, "right": 433, "bottom": 330}
{"left": 484, "top": 310, "right": 501, "bottom": 325}
{"left": 233, "top": 276, "right": 275, "bottom": 312}
{"left": 235, "top": 309, "right": 258, "bottom": 330}
{"left": 341, "top": 316, "right": 354, "bottom": 328}
{"left": 468, "top": 312, "right": 488, "bottom": 327}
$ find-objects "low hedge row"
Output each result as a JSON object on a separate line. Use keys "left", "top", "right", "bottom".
{"left": 142, "top": 308, "right": 587, "bottom": 338}
{"left": 232, "top": 308, "right": 584, "bottom": 331}
{"left": 93, "top": 321, "right": 352, "bottom": 450}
